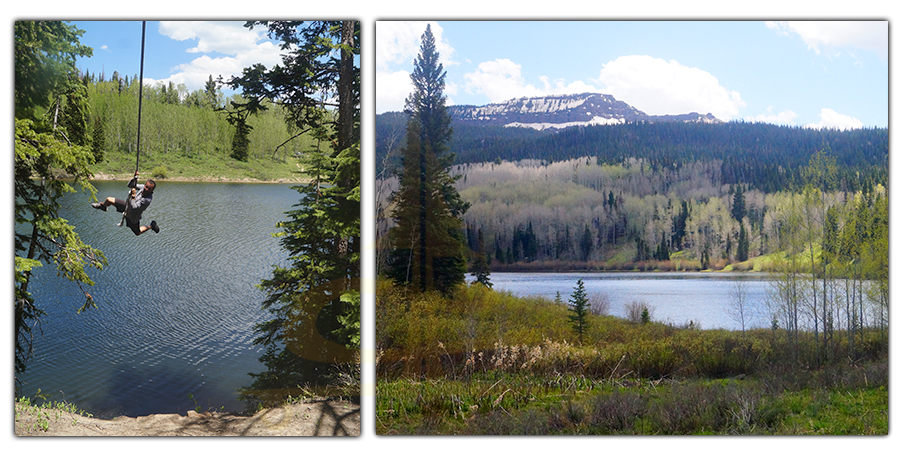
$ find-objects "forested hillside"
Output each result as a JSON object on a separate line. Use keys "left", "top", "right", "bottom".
{"left": 81, "top": 71, "right": 324, "bottom": 180}
{"left": 376, "top": 109, "right": 889, "bottom": 303}
{"left": 377, "top": 112, "right": 887, "bottom": 192}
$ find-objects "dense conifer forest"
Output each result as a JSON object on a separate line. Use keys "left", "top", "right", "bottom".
{"left": 378, "top": 112, "right": 887, "bottom": 192}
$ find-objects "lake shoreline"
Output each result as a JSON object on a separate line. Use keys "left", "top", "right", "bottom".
{"left": 15, "top": 397, "right": 360, "bottom": 436}
{"left": 487, "top": 266, "right": 769, "bottom": 274}
{"left": 88, "top": 172, "right": 311, "bottom": 184}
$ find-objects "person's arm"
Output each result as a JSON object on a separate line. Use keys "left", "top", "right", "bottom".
{"left": 129, "top": 185, "right": 150, "bottom": 211}
{"left": 127, "top": 171, "right": 140, "bottom": 189}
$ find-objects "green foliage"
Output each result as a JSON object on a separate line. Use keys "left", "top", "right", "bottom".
{"left": 376, "top": 265, "right": 888, "bottom": 434}
{"left": 384, "top": 25, "right": 468, "bottom": 295}
{"left": 567, "top": 279, "right": 589, "bottom": 340}
{"left": 14, "top": 21, "right": 92, "bottom": 120}
{"left": 736, "top": 222, "right": 749, "bottom": 262}
{"left": 245, "top": 144, "right": 360, "bottom": 407}
{"left": 91, "top": 115, "right": 105, "bottom": 163}
{"left": 226, "top": 21, "right": 360, "bottom": 409}
{"left": 16, "top": 391, "right": 94, "bottom": 432}
{"left": 731, "top": 184, "right": 746, "bottom": 221}
{"left": 14, "top": 21, "right": 106, "bottom": 389}
{"left": 226, "top": 21, "right": 361, "bottom": 152}
{"left": 376, "top": 362, "right": 887, "bottom": 435}
{"left": 149, "top": 165, "right": 168, "bottom": 179}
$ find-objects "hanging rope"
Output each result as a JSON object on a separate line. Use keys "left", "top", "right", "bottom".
{"left": 120, "top": 21, "right": 146, "bottom": 227}
{"left": 135, "top": 20, "right": 146, "bottom": 173}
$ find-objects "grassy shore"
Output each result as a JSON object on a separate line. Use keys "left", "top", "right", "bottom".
{"left": 90, "top": 151, "right": 309, "bottom": 183}
{"left": 375, "top": 280, "right": 888, "bottom": 435}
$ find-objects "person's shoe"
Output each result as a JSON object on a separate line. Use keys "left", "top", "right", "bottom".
{"left": 91, "top": 202, "right": 107, "bottom": 211}
{"left": 150, "top": 220, "right": 160, "bottom": 233}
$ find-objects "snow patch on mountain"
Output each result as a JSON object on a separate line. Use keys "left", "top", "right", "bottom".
{"left": 505, "top": 116, "right": 626, "bottom": 130}
{"left": 449, "top": 93, "right": 721, "bottom": 130}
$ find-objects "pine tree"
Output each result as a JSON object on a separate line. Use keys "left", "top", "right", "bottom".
{"left": 736, "top": 222, "right": 749, "bottom": 262}
{"left": 385, "top": 24, "right": 468, "bottom": 295}
{"left": 731, "top": 184, "right": 746, "bottom": 222}
{"left": 567, "top": 278, "right": 589, "bottom": 341}
{"left": 204, "top": 74, "right": 219, "bottom": 109}
{"left": 470, "top": 228, "right": 492, "bottom": 288}
{"left": 579, "top": 225, "right": 593, "bottom": 260}
{"left": 239, "top": 21, "right": 360, "bottom": 404}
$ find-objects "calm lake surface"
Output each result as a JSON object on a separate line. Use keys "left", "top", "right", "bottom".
{"left": 484, "top": 272, "right": 774, "bottom": 331}
{"left": 18, "top": 181, "right": 299, "bottom": 418}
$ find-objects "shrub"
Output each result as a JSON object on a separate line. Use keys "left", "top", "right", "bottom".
{"left": 624, "top": 300, "right": 653, "bottom": 324}
{"left": 588, "top": 292, "right": 611, "bottom": 316}
{"left": 150, "top": 165, "right": 168, "bottom": 179}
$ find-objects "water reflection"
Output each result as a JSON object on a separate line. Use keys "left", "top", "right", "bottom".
{"left": 483, "top": 272, "right": 774, "bottom": 330}
{"left": 18, "top": 182, "right": 297, "bottom": 417}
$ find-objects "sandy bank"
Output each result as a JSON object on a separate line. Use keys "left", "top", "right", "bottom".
{"left": 15, "top": 398, "right": 359, "bottom": 436}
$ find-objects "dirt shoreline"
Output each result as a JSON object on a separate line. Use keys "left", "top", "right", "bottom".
{"left": 15, "top": 398, "right": 360, "bottom": 436}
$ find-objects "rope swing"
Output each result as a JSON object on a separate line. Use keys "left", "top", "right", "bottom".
{"left": 119, "top": 20, "right": 146, "bottom": 227}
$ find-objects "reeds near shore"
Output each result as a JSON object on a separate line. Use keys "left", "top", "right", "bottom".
{"left": 375, "top": 279, "right": 888, "bottom": 434}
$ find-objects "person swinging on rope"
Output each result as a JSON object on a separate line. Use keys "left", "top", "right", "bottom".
{"left": 91, "top": 171, "right": 160, "bottom": 236}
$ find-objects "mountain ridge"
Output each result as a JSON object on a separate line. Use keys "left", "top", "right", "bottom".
{"left": 447, "top": 92, "right": 721, "bottom": 130}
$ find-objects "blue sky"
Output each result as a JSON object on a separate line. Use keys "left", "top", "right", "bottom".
{"left": 376, "top": 20, "right": 888, "bottom": 129}
{"left": 73, "top": 21, "right": 284, "bottom": 95}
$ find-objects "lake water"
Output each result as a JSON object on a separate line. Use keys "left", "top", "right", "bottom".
{"left": 17, "top": 181, "right": 299, "bottom": 418}
{"left": 483, "top": 272, "right": 774, "bottom": 331}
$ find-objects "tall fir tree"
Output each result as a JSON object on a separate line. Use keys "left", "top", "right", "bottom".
{"left": 470, "top": 228, "right": 492, "bottom": 288}
{"left": 737, "top": 222, "right": 750, "bottom": 262}
{"left": 385, "top": 24, "right": 468, "bottom": 294}
{"left": 235, "top": 21, "right": 361, "bottom": 405}
{"left": 567, "top": 278, "right": 589, "bottom": 341}
{"left": 731, "top": 184, "right": 746, "bottom": 222}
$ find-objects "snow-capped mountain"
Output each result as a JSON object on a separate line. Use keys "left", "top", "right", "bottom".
{"left": 448, "top": 93, "right": 720, "bottom": 130}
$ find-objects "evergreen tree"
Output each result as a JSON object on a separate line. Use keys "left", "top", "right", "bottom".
{"left": 14, "top": 21, "right": 105, "bottom": 389}
{"left": 737, "top": 222, "right": 750, "bottom": 262}
{"left": 567, "top": 278, "right": 589, "bottom": 341}
{"left": 385, "top": 24, "right": 468, "bottom": 294}
{"left": 238, "top": 21, "right": 360, "bottom": 405}
{"left": 470, "top": 229, "right": 492, "bottom": 288}
{"left": 250, "top": 146, "right": 360, "bottom": 400}
{"left": 731, "top": 184, "right": 746, "bottom": 222}
{"left": 579, "top": 225, "right": 593, "bottom": 260}
{"left": 204, "top": 74, "right": 220, "bottom": 109}
{"left": 654, "top": 232, "right": 670, "bottom": 261}
{"left": 224, "top": 99, "right": 253, "bottom": 161}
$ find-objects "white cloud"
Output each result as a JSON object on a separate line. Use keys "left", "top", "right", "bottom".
{"left": 598, "top": 55, "right": 746, "bottom": 120}
{"left": 148, "top": 21, "right": 282, "bottom": 92}
{"left": 745, "top": 106, "right": 799, "bottom": 125}
{"left": 804, "top": 108, "right": 864, "bottom": 131}
{"left": 376, "top": 21, "right": 455, "bottom": 70}
{"left": 463, "top": 58, "right": 601, "bottom": 103}
{"left": 376, "top": 69, "right": 412, "bottom": 114}
{"left": 376, "top": 21, "right": 456, "bottom": 113}
{"left": 159, "top": 21, "right": 266, "bottom": 56}
{"left": 766, "top": 21, "right": 888, "bottom": 59}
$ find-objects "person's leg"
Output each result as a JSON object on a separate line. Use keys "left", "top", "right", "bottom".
{"left": 127, "top": 218, "right": 143, "bottom": 236}
{"left": 92, "top": 197, "right": 126, "bottom": 212}
{"left": 128, "top": 219, "right": 159, "bottom": 235}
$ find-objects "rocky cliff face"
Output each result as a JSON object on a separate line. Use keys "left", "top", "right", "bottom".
{"left": 448, "top": 92, "right": 720, "bottom": 130}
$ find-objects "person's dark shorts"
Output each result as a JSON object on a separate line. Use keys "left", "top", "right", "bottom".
{"left": 112, "top": 198, "right": 142, "bottom": 235}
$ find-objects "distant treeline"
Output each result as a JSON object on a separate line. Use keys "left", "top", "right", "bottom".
{"left": 83, "top": 70, "right": 321, "bottom": 164}
{"left": 377, "top": 112, "right": 888, "bottom": 192}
